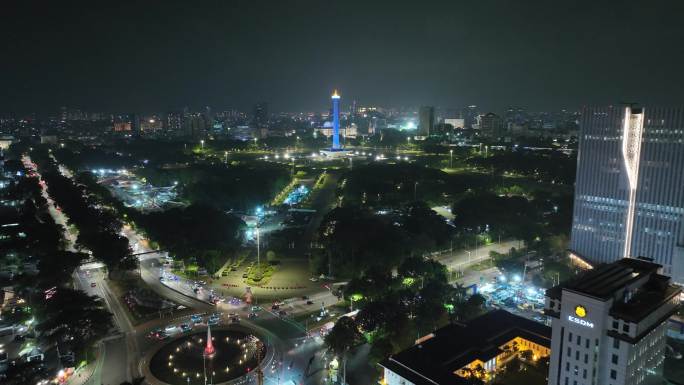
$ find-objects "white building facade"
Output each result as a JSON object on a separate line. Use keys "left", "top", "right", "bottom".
{"left": 545, "top": 259, "right": 680, "bottom": 385}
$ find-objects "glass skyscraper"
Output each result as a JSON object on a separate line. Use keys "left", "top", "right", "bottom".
{"left": 570, "top": 105, "right": 684, "bottom": 284}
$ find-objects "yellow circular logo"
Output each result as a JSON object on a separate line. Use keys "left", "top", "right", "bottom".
{"left": 575, "top": 306, "right": 587, "bottom": 318}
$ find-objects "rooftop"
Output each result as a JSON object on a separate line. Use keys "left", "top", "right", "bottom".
{"left": 380, "top": 309, "right": 551, "bottom": 385}
{"left": 546, "top": 258, "right": 661, "bottom": 301}
{"left": 609, "top": 273, "right": 681, "bottom": 323}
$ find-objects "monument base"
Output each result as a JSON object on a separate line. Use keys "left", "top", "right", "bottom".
{"left": 319, "top": 148, "right": 352, "bottom": 159}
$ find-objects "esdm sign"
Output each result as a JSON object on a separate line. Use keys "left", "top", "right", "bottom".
{"left": 568, "top": 305, "right": 594, "bottom": 328}
{"left": 568, "top": 315, "right": 595, "bottom": 328}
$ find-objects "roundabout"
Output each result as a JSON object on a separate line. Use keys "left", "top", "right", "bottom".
{"left": 146, "top": 326, "right": 267, "bottom": 385}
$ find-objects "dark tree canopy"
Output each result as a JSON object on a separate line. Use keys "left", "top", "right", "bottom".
{"left": 136, "top": 204, "right": 245, "bottom": 265}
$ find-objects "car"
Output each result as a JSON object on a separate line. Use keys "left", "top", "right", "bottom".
{"left": 271, "top": 304, "right": 280, "bottom": 310}
{"left": 231, "top": 316, "right": 240, "bottom": 323}
{"left": 164, "top": 325, "right": 178, "bottom": 334}
{"left": 208, "top": 316, "right": 219, "bottom": 326}
{"left": 148, "top": 329, "right": 168, "bottom": 340}
{"left": 301, "top": 295, "right": 309, "bottom": 300}
{"left": 278, "top": 310, "right": 287, "bottom": 317}
{"left": 90, "top": 282, "right": 96, "bottom": 288}
{"left": 309, "top": 277, "right": 318, "bottom": 282}
{"left": 190, "top": 314, "right": 203, "bottom": 323}
{"left": 306, "top": 300, "right": 314, "bottom": 305}
{"left": 242, "top": 273, "right": 248, "bottom": 278}
{"left": 180, "top": 323, "right": 192, "bottom": 333}
{"left": 248, "top": 312, "right": 258, "bottom": 319}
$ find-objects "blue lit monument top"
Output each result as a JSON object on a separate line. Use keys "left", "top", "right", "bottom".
{"left": 331, "top": 89, "right": 341, "bottom": 150}
{"left": 319, "top": 89, "right": 351, "bottom": 158}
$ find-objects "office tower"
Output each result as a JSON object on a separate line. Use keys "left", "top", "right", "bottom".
{"left": 570, "top": 106, "right": 684, "bottom": 283}
{"left": 183, "top": 113, "right": 207, "bottom": 138}
{"left": 418, "top": 106, "right": 435, "bottom": 136}
{"left": 545, "top": 258, "right": 680, "bottom": 385}
{"left": 253, "top": 102, "right": 268, "bottom": 128}
{"left": 165, "top": 112, "right": 183, "bottom": 136}
{"left": 479, "top": 112, "right": 503, "bottom": 134}
{"left": 332, "top": 90, "right": 341, "bottom": 149}
{"left": 464, "top": 105, "right": 480, "bottom": 128}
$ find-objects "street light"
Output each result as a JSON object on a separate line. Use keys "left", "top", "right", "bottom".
{"left": 256, "top": 225, "right": 260, "bottom": 266}
{"left": 200, "top": 140, "right": 205, "bottom": 149}
{"left": 449, "top": 149, "right": 453, "bottom": 168}
{"left": 224, "top": 151, "right": 228, "bottom": 163}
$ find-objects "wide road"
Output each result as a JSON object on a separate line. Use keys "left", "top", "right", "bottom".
{"left": 434, "top": 239, "right": 520, "bottom": 272}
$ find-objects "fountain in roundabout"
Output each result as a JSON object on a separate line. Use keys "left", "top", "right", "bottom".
{"left": 148, "top": 325, "right": 265, "bottom": 385}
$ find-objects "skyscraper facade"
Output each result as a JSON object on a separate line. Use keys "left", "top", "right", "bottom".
{"left": 570, "top": 106, "right": 684, "bottom": 284}
{"left": 253, "top": 102, "right": 268, "bottom": 128}
{"left": 418, "top": 106, "right": 434, "bottom": 136}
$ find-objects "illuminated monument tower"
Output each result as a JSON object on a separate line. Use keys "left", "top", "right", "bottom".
{"left": 320, "top": 89, "right": 351, "bottom": 158}
{"left": 331, "top": 90, "right": 341, "bottom": 149}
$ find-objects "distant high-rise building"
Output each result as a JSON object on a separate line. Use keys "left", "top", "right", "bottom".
{"left": 253, "top": 102, "right": 268, "bottom": 128}
{"left": 570, "top": 106, "right": 684, "bottom": 284}
{"left": 479, "top": 112, "right": 503, "bottom": 134}
{"left": 418, "top": 106, "right": 434, "bottom": 136}
{"left": 140, "top": 116, "right": 163, "bottom": 135}
{"left": 113, "top": 121, "right": 132, "bottom": 132}
{"left": 183, "top": 113, "right": 207, "bottom": 138}
{"left": 444, "top": 118, "right": 465, "bottom": 129}
{"left": 165, "top": 112, "right": 183, "bottom": 136}
{"left": 463, "top": 105, "right": 480, "bottom": 128}
{"left": 204, "top": 106, "right": 213, "bottom": 127}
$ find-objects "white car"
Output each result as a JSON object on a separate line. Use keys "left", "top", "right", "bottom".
{"left": 164, "top": 325, "right": 178, "bottom": 334}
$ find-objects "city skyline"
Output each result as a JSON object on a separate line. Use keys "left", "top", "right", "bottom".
{"left": 3, "top": 1, "right": 684, "bottom": 114}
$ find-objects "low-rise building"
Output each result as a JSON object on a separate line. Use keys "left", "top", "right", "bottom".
{"left": 379, "top": 309, "right": 551, "bottom": 384}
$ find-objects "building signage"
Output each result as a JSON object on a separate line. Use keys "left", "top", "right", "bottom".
{"left": 568, "top": 305, "right": 594, "bottom": 328}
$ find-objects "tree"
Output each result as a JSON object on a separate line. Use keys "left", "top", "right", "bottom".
{"left": 36, "top": 288, "right": 113, "bottom": 357}
{"left": 368, "top": 336, "right": 395, "bottom": 364}
{"left": 324, "top": 316, "right": 363, "bottom": 355}
{"left": 136, "top": 204, "right": 244, "bottom": 265}
{"left": 36, "top": 251, "right": 88, "bottom": 289}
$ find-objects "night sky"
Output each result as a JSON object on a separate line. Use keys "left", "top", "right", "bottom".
{"left": 2, "top": 0, "right": 684, "bottom": 114}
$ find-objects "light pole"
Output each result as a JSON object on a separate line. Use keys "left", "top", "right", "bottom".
{"left": 224, "top": 151, "right": 228, "bottom": 163}
{"left": 256, "top": 225, "right": 260, "bottom": 266}
{"left": 200, "top": 139, "right": 205, "bottom": 150}
{"left": 449, "top": 149, "right": 453, "bottom": 168}
{"left": 413, "top": 181, "right": 418, "bottom": 201}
